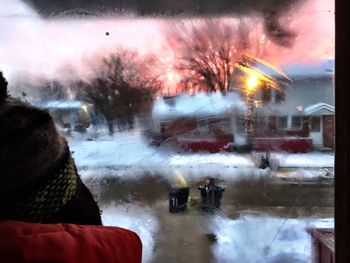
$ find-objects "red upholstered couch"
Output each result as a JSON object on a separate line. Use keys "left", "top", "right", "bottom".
{"left": 0, "top": 220, "right": 142, "bottom": 263}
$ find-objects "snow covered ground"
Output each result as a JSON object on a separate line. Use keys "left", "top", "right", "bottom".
{"left": 271, "top": 152, "right": 334, "bottom": 168}
{"left": 101, "top": 202, "right": 333, "bottom": 263}
{"left": 101, "top": 203, "right": 159, "bottom": 263}
{"left": 69, "top": 130, "right": 334, "bottom": 181}
{"left": 69, "top": 130, "right": 257, "bottom": 182}
{"left": 210, "top": 213, "right": 334, "bottom": 263}
{"left": 70, "top": 131, "right": 334, "bottom": 262}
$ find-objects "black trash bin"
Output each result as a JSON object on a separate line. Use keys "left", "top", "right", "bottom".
{"left": 169, "top": 187, "right": 190, "bottom": 213}
{"left": 198, "top": 178, "right": 225, "bottom": 211}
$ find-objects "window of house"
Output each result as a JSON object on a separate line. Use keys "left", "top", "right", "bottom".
{"left": 291, "top": 116, "right": 303, "bottom": 130}
{"left": 261, "top": 87, "right": 271, "bottom": 104}
{"left": 1, "top": 0, "right": 334, "bottom": 262}
{"left": 274, "top": 90, "right": 285, "bottom": 104}
{"left": 277, "top": 116, "right": 288, "bottom": 130}
{"left": 310, "top": 116, "right": 321, "bottom": 132}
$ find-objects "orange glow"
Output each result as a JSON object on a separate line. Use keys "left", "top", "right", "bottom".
{"left": 246, "top": 75, "right": 260, "bottom": 94}
{"left": 236, "top": 56, "right": 285, "bottom": 96}
{"left": 0, "top": 0, "right": 334, "bottom": 91}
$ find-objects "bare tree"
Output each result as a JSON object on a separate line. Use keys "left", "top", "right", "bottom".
{"left": 165, "top": 19, "right": 253, "bottom": 93}
{"left": 165, "top": 18, "right": 284, "bottom": 93}
{"left": 75, "top": 52, "right": 162, "bottom": 135}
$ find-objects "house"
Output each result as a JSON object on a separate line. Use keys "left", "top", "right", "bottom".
{"left": 148, "top": 59, "right": 334, "bottom": 152}
{"left": 148, "top": 93, "right": 247, "bottom": 152}
{"left": 32, "top": 100, "right": 100, "bottom": 134}
{"left": 249, "top": 60, "right": 334, "bottom": 150}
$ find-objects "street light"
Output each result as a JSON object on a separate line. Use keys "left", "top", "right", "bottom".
{"left": 244, "top": 74, "right": 262, "bottom": 146}
{"left": 245, "top": 74, "right": 260, "bottom": 95}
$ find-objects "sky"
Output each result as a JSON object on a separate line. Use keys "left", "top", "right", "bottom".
{"left": 0, "top": 0, "right": 334, "bottom": 82}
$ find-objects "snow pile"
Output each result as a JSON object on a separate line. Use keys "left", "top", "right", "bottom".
{"left": 282, "top": 168, "right": 334, "bottom": 179}
{"left": 271, "top": 153, "right": 334, "bottom": 168}
{"left": 33, "top": 100, "right": 89, "bottom": 109}
{"left": 69, "top": 130, "right": 257, "bottom": 181}
{"left": 70, "top": 131, "right": 163, "bottom": 168}
{"left": 101, "top": 203, "right": 159, "bottom": 263}
{"left": 210, "top": 213, "right": 334, "bottom": 263}
{"left": 70, "top": 130, "right": 335, "bottom": 181}
{"left": 100, "top": 205, "right": 334, "bottom": 263}
{"left": 169, "top": 154, "right": 251, "bottom": 166}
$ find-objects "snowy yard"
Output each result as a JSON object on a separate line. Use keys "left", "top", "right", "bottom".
{"left": 69, "top": 130, "right": 334, "bottom": 181}
{"left": 68, "top": 130, "right": 334, "bottom": 263}
{"left": 210, "top": 214, "right": 333, "bottom": 263}
{"left": 101, "top": 202, "right": 333, "bottom": 263}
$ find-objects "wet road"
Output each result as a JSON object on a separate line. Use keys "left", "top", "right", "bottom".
{"left": 85, "top": 175, "right": 334, "bottom": 262}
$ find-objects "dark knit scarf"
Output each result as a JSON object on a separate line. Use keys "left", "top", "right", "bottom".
{"left": 0, "top": 71, "right": 8, "bottom": 101}
{"left": 8, "top": 148, "right": 78, "bottom": 222}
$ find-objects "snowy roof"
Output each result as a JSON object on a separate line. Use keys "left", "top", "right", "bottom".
{"left": 153, "top": 93, "right": 246, "bottom": 118}
{"left": 237, "top": 55, "right": 292, "bottom": 85}
{"left": 249, "top": 60, "right": 292, "bottom": 83}
{"left": 304, "top": 102, "right": 334, "bottom": 116}
{"left": 281, "top": 60, "right": 334, "bottom": 77}
{"left": 33, "top": 100, "right": 91, "bottom": 109}
{"left": 258, "top": 74, "right": 334, "bottom": 116}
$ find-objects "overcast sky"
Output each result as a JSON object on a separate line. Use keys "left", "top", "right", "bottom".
{"left": 0, "top": 0, "right": 334, "bottom": 81}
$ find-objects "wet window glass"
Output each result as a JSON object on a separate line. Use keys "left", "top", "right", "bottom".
{"left": 261, "top": 85, "right": 272, "bottom": 104}
{"left": 1, "top": 0, "right": 334, "bottom": 262}
{"left": 274, "top": 89, "right": 286, "bottom": 103}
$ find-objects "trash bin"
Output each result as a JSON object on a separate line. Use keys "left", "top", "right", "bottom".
{"left": 259, "top": 152, "right": 270, "bottom": 169}
{"left": 198, "top": 178, "right": 225, "bottom": 211}
{"left": 169, "top": 187, "right": 190, "bottom": 213}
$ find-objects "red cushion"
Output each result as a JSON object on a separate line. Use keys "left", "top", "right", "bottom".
{"left": 0, "top": 220, "right": 142, "bottom": 263}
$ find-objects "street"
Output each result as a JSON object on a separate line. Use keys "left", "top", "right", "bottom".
{"left": 85, "top": 174, "right": 334, "bottom": 263}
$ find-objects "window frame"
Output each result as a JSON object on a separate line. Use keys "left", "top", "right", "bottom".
{"left": 277, "top": 116, "right": 288, "bottom": 130}
{"left": 335, "top": 1, "right": 349, "bottom": 262}
{"left": 274, "top": 89, "right": 285, "bottom": 104}
{"left": 3, "top": 0, "right": 345, "bottom": 261}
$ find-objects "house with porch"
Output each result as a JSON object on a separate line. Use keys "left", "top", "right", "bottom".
{"left": 147, "top": 59, "right": 334, "bottom": 152}
{"left": 249, "top": 60, "right": 334, "bottom": 150}
{"left": 148, "top": 93, "right": 247, "bottom": 152}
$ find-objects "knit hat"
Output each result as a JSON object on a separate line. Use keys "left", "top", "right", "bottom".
{"left": 0, "top": 71, "right": 102, "bottom": 225}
